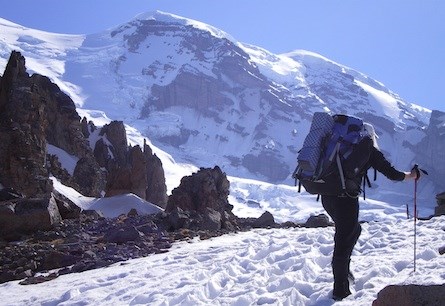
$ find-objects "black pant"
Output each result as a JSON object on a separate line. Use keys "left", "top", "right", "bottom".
{"left": 321, "top": 195, "right": 362, "bottom": 285}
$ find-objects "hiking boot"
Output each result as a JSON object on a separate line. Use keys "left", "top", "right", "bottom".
{"left": 332, "top": 280, "right": 351, "bottom": 301}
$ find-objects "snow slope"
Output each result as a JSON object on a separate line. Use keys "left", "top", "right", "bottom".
{"left": 2, "top": 213, "right": 444, "bottom": 305}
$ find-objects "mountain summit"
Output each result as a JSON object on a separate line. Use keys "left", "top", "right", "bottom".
{"left": 0, "top": 11, "right": 440, "bottom": 209}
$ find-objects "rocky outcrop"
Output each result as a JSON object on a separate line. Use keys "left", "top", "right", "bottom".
{"left": 143, "top": 142, "right": 168, "bottom": 206}
{"left": 0, "top": 51, "right": 104, "bottom": 197}
{"left": 415, "top": 110, "right": 445, "bottom": 192}
{"left": 0, "top": 51, "right": 169, "bottom": 238}
{"left": 104, "top": 145, "right": 148, "bottom": 199}
{"left": 373, "top": 284, "right": 445, "bottom": 306}
{"left": 0, "top": 51, "right": 53, "bottom": 197}
{"left": 435, "top": 192, "right": 445, "bottom": 216}
{"left": 95, "top": 120, "right": 168, "bottom": 208}
{"left": 166, "top": 166, "right": 239, "bottom": 231}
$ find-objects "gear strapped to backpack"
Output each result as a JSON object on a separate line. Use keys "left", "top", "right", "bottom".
{"left": 292, "top": 112, "right": 375, "bottom": 198}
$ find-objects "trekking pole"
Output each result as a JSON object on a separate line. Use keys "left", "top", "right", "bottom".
{"left": 411, "top": 164, "right": 428, "bottom": 272}
{"left": 413, "top": 172, "right": 418, "bottom": 272}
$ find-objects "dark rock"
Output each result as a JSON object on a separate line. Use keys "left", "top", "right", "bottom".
{"left": 105, "top": 145, "right": 147, "bottom": 199}
{"left": 102, "top": 225, "right": 142, "bottom": 244}
{"left": 435, "top": 205, "right": 445, "bottom": 217}
{"left": 304, "top": 214, "right": 332, "bottom": 228}
{"left": 0, "top": 195, "right": 62, "bottom": 240}
{"left": 436, "top": 192, "right": 445, "bottom": 205}
{"left": 201, "top": 208, "right": 222, "bottom": 231}
{"left": 127, "top": 208, "right": 138, "bottom": 217}
{"left": 0, "top": 187, "right": 24, "bottom": 201}
{"left": 99, "top": 120, "right": 128, "bottom": 165}
{"left": 0, "top": 51, "right": 53, "bottom": 197}
{"left": 253, "top": 211, "right": 276, "bottom": 228}
{"left": 80, "top": 209, "right": 104, "bottom": 221}
{"left": 39, "top": 250, "right": 81, "bottom": 271}
{"left": 95, "top": 122, "right": 168, "bottom": 207}
{"left": 0, "top": 51, "right": 104, "bottom": 198}
{"left": 19, "top": 273, "right": 59, "bottom": 285}
{"left": 415, "top": 110, "right": 445, "bottom": 192}
{"left": 373, "top": 284, "right": 445, "bottom": 306}
{"left": 435, "top": 192, "right": 445, "bottom": 216}
{"left": 144, "top": 141, "right": 168, "bottom": 208}
{"left": 73, "top": 157, "right": 105, "bottom": 197}
{"left": 167, "top": 166, "right": 230, "bottom": 213}
{"left": 166, "top": 166, "right": 239, "bottom": 231}
{"left": 137, "top": 221, "right": 159, "bottom": 234}
{"left": 167, "top": 207, "right": 190, "bottom": 230}
{"left": 53, "top": 190, "right": 81, "bottom": 219}
{"left": 0, "top": 270, "right": 17, "bottom": 284}
{"left": 439, "top": 246, "right": 445, "bottom": 255}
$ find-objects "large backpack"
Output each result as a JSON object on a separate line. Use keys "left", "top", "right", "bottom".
{"left": 292, "top": 112, "right": 375, "bottom": 198}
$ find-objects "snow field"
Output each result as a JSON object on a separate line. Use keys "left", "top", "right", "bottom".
{"left": 2, "top": 216, "right": 444, "bottom": 305}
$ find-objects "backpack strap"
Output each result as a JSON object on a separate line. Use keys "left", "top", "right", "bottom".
{"left": 334, "top": 147, "right": 347, "bottom": 192}
{"left": 362, "top": 173, "right": 371, "bottom": 200}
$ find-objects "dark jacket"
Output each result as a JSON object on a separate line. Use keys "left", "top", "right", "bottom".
{"left": 368, "top": 146, "right": 405, "bottom": 181}
{"left": 345, "top": 146, "right": 405, "bottom": 197}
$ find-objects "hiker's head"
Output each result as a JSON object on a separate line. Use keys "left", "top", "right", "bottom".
{"left": 363, "top": 122, "right": 379, "bottom": 149}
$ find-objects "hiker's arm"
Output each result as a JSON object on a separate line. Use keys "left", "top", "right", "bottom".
{"left": 369, "top": 148, "right": 405, "bottom": 181}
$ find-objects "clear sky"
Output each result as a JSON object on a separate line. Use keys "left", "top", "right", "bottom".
{"left": 2, "top": 0, "right": 444, "bottom": 112}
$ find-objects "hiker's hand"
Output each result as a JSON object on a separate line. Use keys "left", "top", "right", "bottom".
{"left": 404, "top": 165, "right": 419, "bottom": 180}
{"left": 406, "top": 164, "right": 428, "bottom": 181}
{"left": 404, "top": 170, "right": 417, "bottom": 181}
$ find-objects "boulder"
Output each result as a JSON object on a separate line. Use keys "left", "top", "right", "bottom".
{"left": 166, "top": 166, "right": 231, "bottom": 213}
{"left": 305, "top": 214, "right": 332, "bottom": 228}
{"left": 52, "top": 190, "right": 81, "bottom": 219}
{"left": 166, "top": 166, "right": 239, "bottom": 230}
{"left": 0, "top": 194, "right": 62, "bottom": 241}
{"left": 373, "top": 284, "right": 445, "bottom": 306}
{"left": 252, "top": 211, "right": 276, "bottom": 228}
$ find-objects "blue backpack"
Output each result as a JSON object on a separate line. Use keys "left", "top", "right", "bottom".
{"left": 292, "top": 113, "right": 374, "bottom": 198}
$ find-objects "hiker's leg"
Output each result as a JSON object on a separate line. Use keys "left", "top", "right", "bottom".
{"left": 322, "top": 195, "right": 361, "bottom": 299}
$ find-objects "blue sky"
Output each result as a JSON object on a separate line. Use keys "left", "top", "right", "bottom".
{"left": 2, "top": 0, "right": 444, "bottom": 112}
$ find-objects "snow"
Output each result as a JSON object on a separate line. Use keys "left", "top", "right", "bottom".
{"left": 133, "top": 11, "right": 236, "bottom": 42}
{"left": 355, "top": 80, "right": 401, "bottom": 119}
{"left": 2, "top": 209, "right": 444, "bottom": 305}
{"left": 32, "top": 128, "right": 444, "bottom": 305}
{"left": 88, "top": 194, "right": 163, "bottom": 218}
{"left": 50, "top": 177, "right": 162, "bottom": 218}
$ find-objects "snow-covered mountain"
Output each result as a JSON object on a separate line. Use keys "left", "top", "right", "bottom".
{"left": 0, "top": 11, "right": 439, "bottom": 214}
